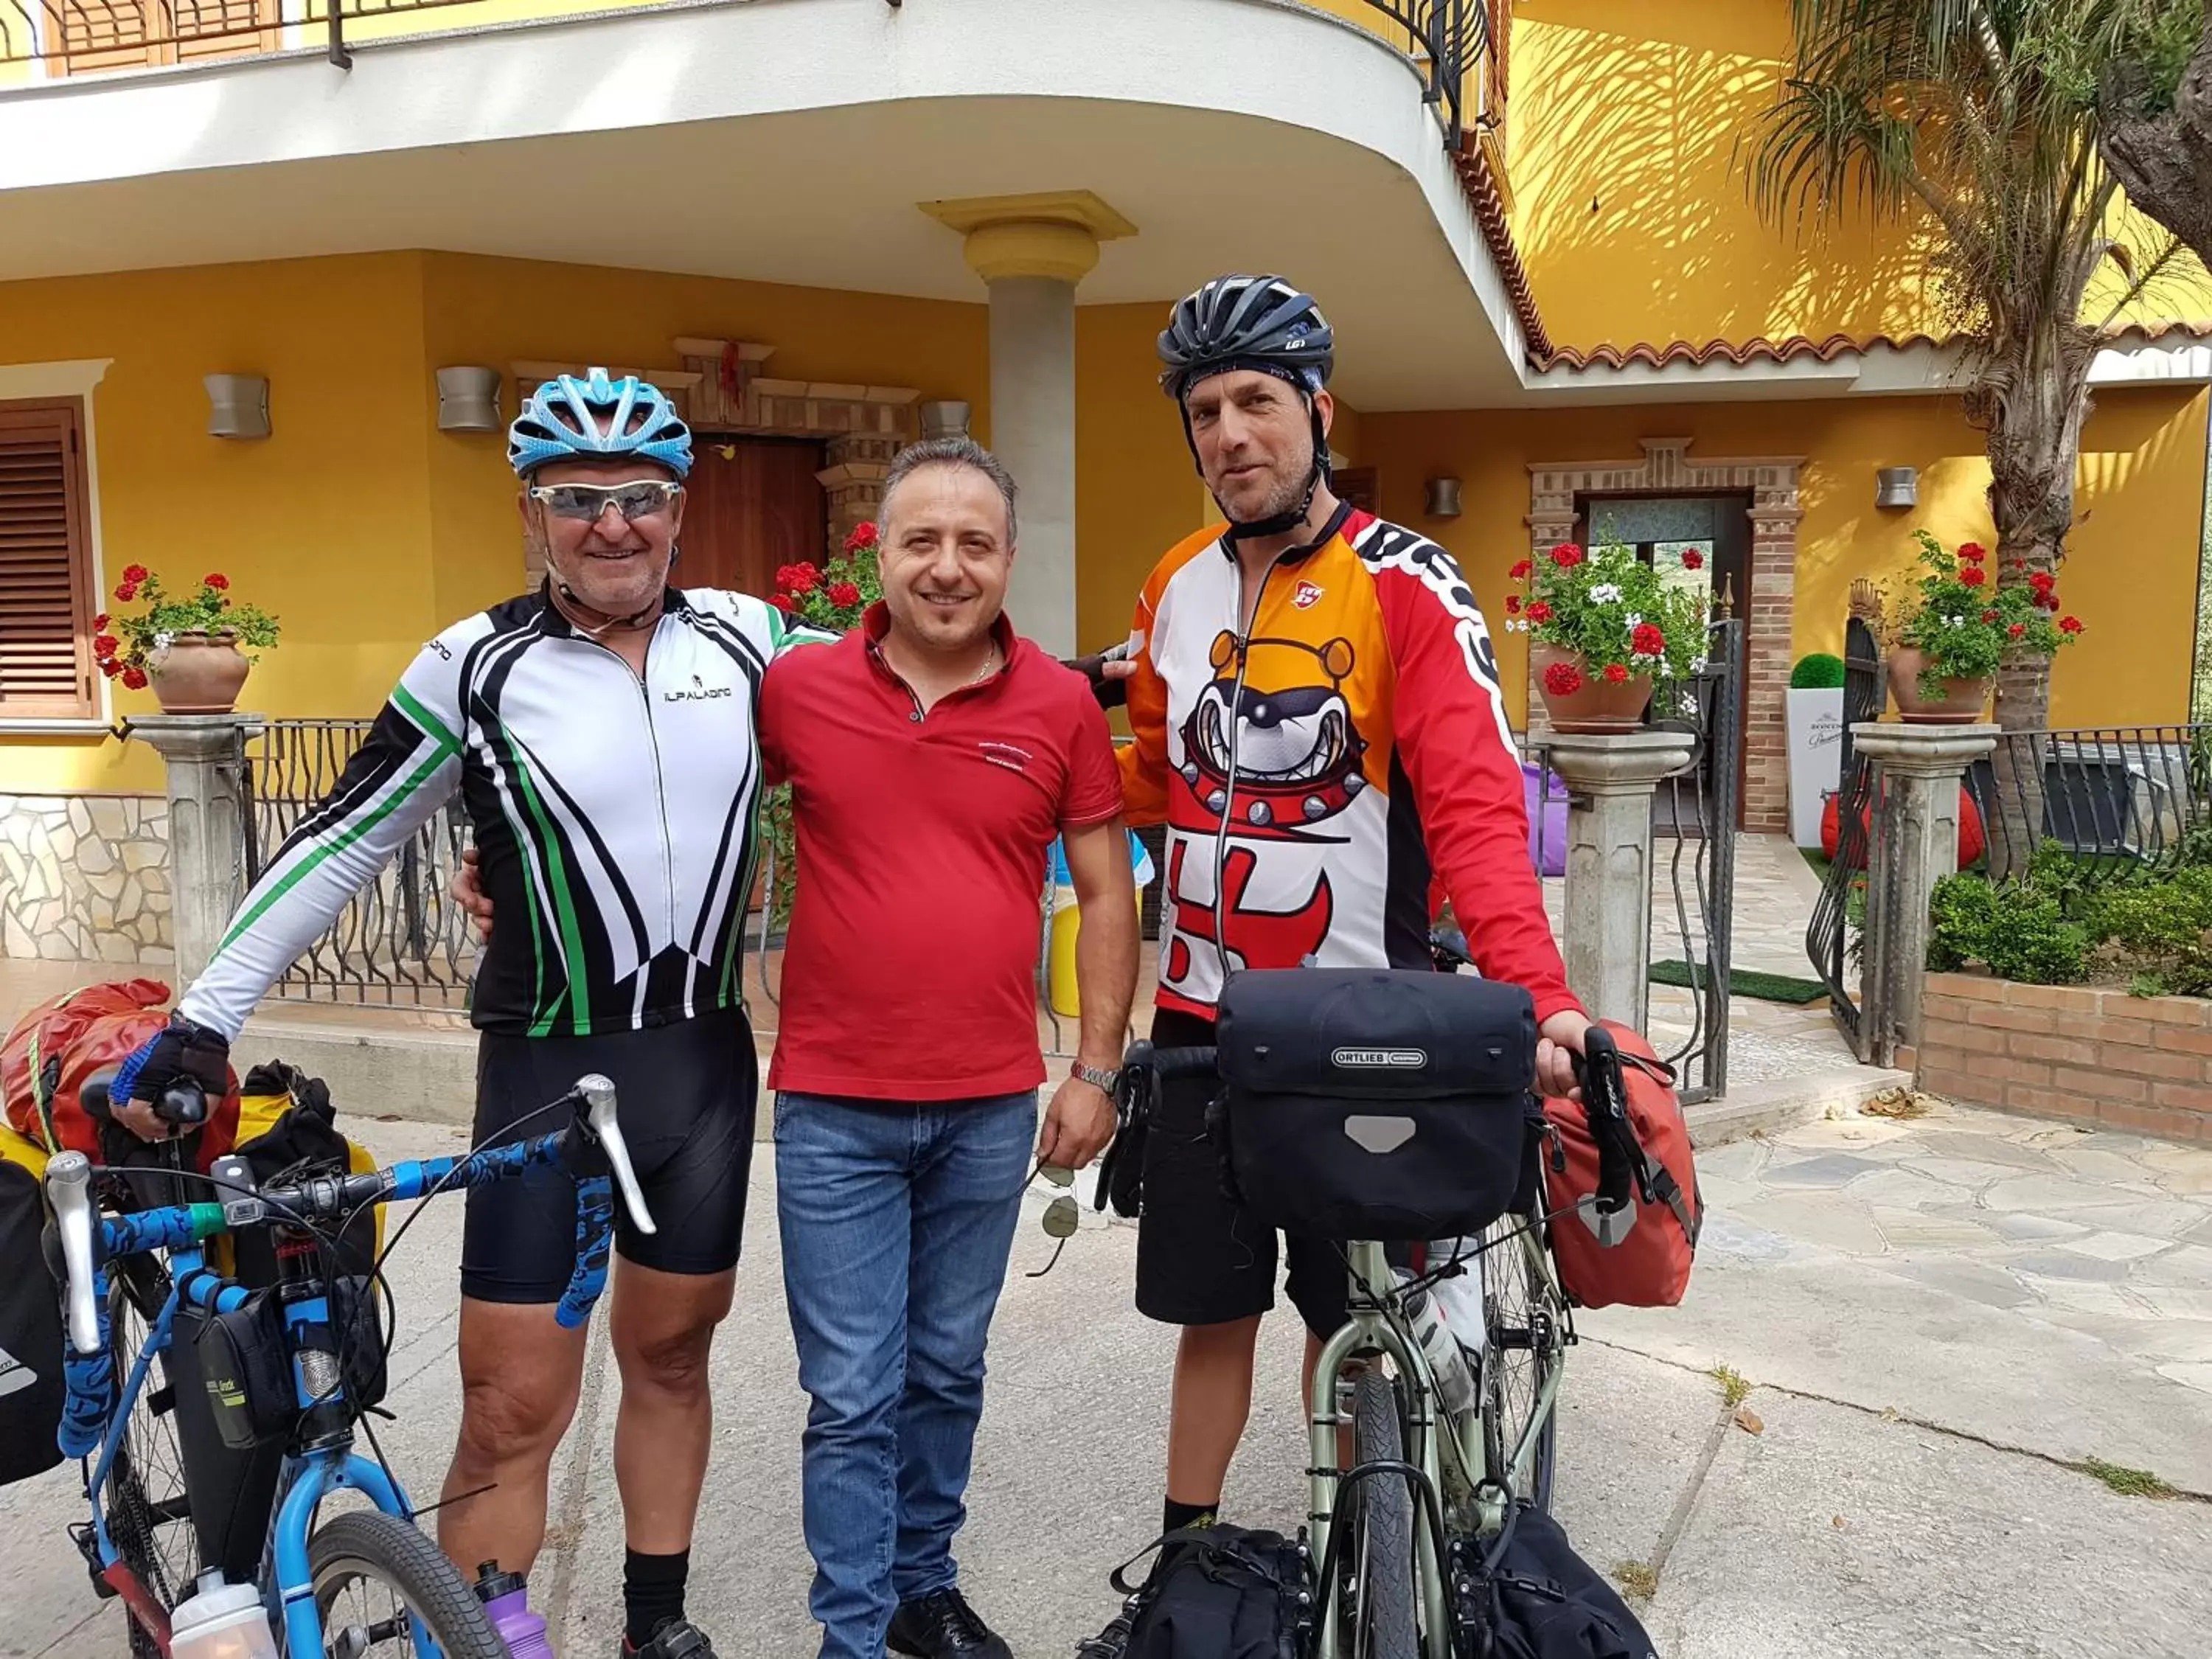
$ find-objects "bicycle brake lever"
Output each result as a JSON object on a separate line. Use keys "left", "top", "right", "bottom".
{"left": 46, "top": 1152, "right": 102, "bottom": 1354}
{"left": 577, "top": 1074, "right": 657, "bottom": 1237}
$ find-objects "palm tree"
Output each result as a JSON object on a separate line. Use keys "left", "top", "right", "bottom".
{"left": 2096, "top": 4, "right": 2212, "bottom": 271}
{"left": 1750, "top": 1, "right": 2182, "bottom": 871}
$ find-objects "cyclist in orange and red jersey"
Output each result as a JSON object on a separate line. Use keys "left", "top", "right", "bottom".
{"left": 1105, "top": 274, "right": 1591, "bottom": 1558}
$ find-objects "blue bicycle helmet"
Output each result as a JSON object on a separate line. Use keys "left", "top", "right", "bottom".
{"left": 507, "top": 366, "right": 693, "bottom": 479}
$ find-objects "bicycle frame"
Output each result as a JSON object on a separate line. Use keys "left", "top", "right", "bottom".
{"left": 1308, "top": 1231, "right": 1570, "bottom": 1659}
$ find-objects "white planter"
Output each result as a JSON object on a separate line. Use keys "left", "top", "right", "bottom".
{"left": 1787, "top": 686, "right": 1846, "bottom": 847}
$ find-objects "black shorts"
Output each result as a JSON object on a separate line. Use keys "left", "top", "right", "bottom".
{"left": 460, "top": 1006, "right": 758, "bottom": 1304}
{"left": 1133, "top": 1008, "right": 1349, "bottom": 1339}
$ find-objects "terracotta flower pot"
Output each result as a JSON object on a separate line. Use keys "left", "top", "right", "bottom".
{"left": 1532, "top": 641, "right": 1650, "bottom": 734}
{"left": 1888, "top": 647, "right": 1991, "bottom": 726}
{"left": 150, "top": 630, "right": 252, "bottom": 714}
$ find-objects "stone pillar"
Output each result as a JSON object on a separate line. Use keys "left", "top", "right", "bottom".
{"left": 922, "top": 192, "right": 1135, "bottom": 659}
{"left": 818, "top": 434, "right": 899, "bottom": 554}
{"left": 128, "top": 714, "right": 257, "bottom": 987}
{"left": 1546, "top": 729, "right": 1697, "bottom": 1030}
{"left": 1854, "top": 722, "right": 1999, "bottom": 1068}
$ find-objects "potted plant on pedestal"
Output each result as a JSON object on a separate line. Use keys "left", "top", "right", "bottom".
{"left": 1886, "top": 532, "right": 2081, "bottom": 723}
{"left": 756, "top": 521, "right": 883, "bottom": 924}
{"left": 94, "top": 566, "right": 281, "bottom": 714}
{"left": 1506, "top": 540, "right": 1710, "bottom": 733}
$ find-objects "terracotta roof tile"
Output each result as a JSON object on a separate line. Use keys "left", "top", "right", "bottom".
{"left": 1537, "top": 318, "right": 2212, "bottom": 373}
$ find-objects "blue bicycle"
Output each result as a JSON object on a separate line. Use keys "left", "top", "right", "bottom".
{"left": 44, "top": 1071, "right": 655, "bottom": 1658}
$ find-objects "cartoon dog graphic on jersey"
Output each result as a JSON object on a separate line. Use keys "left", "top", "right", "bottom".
{"left": 1172, "top": 630, "right": 1369, "bottom": 838}
{"left": 1162, "top": 631, "right": 1377, "bottom": 987}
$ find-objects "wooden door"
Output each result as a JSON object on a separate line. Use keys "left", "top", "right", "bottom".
{"left": 678, "top": 438, "right": 827, "bottom": 598}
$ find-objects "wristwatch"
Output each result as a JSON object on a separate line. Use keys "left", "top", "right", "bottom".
{"left": 1071, "top": 1060, "right": 1121, "bottom": 1095}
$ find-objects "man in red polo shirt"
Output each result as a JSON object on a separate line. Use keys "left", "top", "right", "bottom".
{"left": 760, "top": 437, "right": 1137, "bottom": 1659}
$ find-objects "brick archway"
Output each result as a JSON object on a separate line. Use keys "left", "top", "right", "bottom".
{"left": 1528, "top": 439, "right": 1803, "bottom": 832}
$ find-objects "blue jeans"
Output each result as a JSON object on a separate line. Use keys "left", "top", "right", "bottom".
{"left": 775, "top": 1090, "right": 1035, "bottom": 1659}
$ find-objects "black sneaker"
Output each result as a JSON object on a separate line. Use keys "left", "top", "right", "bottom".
{"left": 888, "top": 1587, "right": 1013, "bottom": 1659}
{"left": 619, "top": 1619, "right": 717, "bottom": 1659}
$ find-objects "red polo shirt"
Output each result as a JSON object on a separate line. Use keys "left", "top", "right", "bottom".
{"left": 759, "top": 606, "right": 1124, "bottom": 1101}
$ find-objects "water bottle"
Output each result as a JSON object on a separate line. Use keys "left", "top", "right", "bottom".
{"left": 473, "top": 1562, "right": 557, "bottom": 1659}
{"left": 1394, "top": 1270, "right": 1476, "bottom": 1414}
{"left": 1427, "top": 1238, "right": 1491, "bottom": 1363}
{"left": 167, "top": 1573, "right": 279, "bottom": 1659}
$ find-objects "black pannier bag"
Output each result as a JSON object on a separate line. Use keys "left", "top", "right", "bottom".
{"left": 1456, "top": 1500, "right": 1659, "bottom": 1659}
{"left": 1213, "top": 969, "right": 1539, "bottom": 1240}
{"left": 0, "top": 1151, "right": 64, "bottom": 1486}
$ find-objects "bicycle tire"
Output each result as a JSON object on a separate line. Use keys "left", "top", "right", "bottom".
{"left": 1348, "top": 1369, "right": 1419, "bottom": 1659}
{"left": 104, "top": 1265, "right": 201, "bottom": 1659}
{"left": 310, "top": 1509, "right": 507, "bottom": 1659}
{"left": 1479, "top": 1215, "right": 1562, "bottom": 1512}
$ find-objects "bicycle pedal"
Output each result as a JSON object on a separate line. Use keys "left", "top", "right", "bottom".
{"left": 69, "top": 1523, "right": 116, "bottom": 1598}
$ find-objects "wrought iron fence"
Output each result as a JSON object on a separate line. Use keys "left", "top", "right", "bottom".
{"left": 1806, "top": 613, "right": 1884, "bottom": 1049}
{"left": 240, "top": 717, "right": 479, "bottom": 1006}
{"left": 1966, "top": 726, "right": 2212, "bottom": 889}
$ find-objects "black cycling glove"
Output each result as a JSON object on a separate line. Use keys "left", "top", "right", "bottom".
{"left": 112, "top": 1014, "right": 230, "bottom": 1125}
{"left": 1065, "top": 637, "right": 1138, "bottom": 710}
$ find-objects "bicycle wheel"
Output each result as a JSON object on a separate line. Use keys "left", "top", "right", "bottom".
{"left": 1478, "top": 1214, "right": 1562, "bottom": 1511}
{"left": 1345, "top": 1368, "right": 1419, "bottom": 1659}
{"left": 104, "top": 1263, "right": 201, "bottom": 1659}
{"left": 310, "top": 1510, "right": 506, "bottom": 1659}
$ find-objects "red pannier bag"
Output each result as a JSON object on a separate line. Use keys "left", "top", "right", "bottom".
{"left": 1540, "top": 1020, "right": 1702, "bottom": 1309}
{"left": 1, "top": 979, "right": 240, "bottom": 1167}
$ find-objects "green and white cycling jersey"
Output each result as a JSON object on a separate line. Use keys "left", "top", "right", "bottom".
{"left": 178, "top": 586, "right": 830, "bottom": 1040}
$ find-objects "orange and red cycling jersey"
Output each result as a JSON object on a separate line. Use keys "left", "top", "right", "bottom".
{"left": 1118, "top": 507, "right": 1579, "bottom": 1026}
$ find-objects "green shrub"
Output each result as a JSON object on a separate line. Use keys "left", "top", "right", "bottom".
{"left": 1790, "top": 653, "right": 1846, "bottom": 689}
{"left": 2089, "top": 867, "right": 2212, "bottom": 998}
{"left": 1927, "top": 873, "right": 2090, "bottom": 984}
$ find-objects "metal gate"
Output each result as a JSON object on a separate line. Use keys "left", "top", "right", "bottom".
{"left": 1805, "top": 611, "right": 1885, "bottom": 1051}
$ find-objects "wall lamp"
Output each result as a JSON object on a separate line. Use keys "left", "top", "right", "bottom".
{"left": 437, "top": 367, "right": 504, "bottom": 433}
{"left": 1875, "top": 466, "right": 1919, "bottom": 510}
{"left": 1425, "top": 476, "right": 1464, "bottom": 518}
{"left": 919, "top": 399, "right": 971, "bottom": 440}
{"left": 205, "top": 375, "right": 271, "bottom": 440}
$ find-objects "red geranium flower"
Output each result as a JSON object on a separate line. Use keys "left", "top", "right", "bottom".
{"left": 1632, "top": 622, "right": 1666, "bottom": 656}
{"left": 1526, "top": 600, "right": 1554, "bottom": 624}
{"left": 1504, "top": 594, "right": 1522, "bottom": 616}
{"left": 121, "top": 666, "right": 147, "bottom": 689}
{"left": 845, "top": 521, "right": 879, "bottom": 552}
{"left": 92, "top": 633, "right": 118, "bottom": 658}
{"left": 121, "top": 564, "right": 148, "bottom": 584}
{"left": 2059, "top": 616, "right": 2084, "bottom": 635}
{"left": 2008, "top": 623, "right": 2026, "bottom": 639}
{"left": 1550, "top": 543, "right": 1585, "bottom": 568}
{"left": 2038, "top": 591, "right": 2060, "bottom": 611}
{"left": 785, "top": 562, "right": 821, "bottom": 595}
{"left": 1679, "top": 549, "right": 1704, "bottom": 571}
{"left": 92, "top": 613, "right": 108, "bottom": 630}
{"left": 1543, "top": 661, "right": 1585, "bottom": 697}
{"left": 2028, "top": 569, "right": 2056, "bottom": 591}
{"left": 828, "top": 582, "right": 862, "bottom": 608}
{"left": 767, "top": 594, "right": 793, "bottom": 613}
{"left": 114, "top": 582, "right": 137, "bottom": 603}
{"left": 1981, "top": 610, "right": 2000, "bottom": 624}
{"left": 1603, "top": 663, "right": 1630, "bottom": 684}
{"left": 99, "top": 658, "right": 122, "bottom": 678}
{"left": 1509, "top": 559, "right": 1533, "bottom": 580}
{"left": 1958, "top": 543, "right": 1988, "bottom": 564}
{"left": 1958, "top": 567, "right": 1987, "bottom": 588}
{"left": 203, "top": 572, "right": 229, "bottom": 590}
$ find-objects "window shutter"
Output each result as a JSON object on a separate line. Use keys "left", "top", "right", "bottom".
{"left": 0, "top": 403, "right": 96, "bottom": 720}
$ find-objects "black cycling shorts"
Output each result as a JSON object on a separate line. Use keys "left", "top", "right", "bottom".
{"left": 1133, "top": 1007, "right": 1350, "bottom": 1339}
{"left": 460, "top": 1006, "right": 758, "bottom": 1304}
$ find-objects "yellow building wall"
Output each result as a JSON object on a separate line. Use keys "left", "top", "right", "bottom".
{"left": 1510, "top": 0, "right": 2211, "bottom": 352}
{"left": 1363, "top": 387, "right": 2209, "bottom": 730}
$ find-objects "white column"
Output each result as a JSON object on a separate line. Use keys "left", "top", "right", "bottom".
{"left": 1546, "top": 729, "right": 1697, "bottom": 1031}
{"left": 987, "top": 274, "right": 1079, "bottom": 658}
{"left": 1854, "top": 722, "right": 2000, "bottom": 1068}
{"left": 129, "top": 713, "right": 257, "bottom": 987}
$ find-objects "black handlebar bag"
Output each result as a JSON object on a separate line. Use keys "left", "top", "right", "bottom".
{"left": 1214, "top": 969, "right": 1538, "bottom": 1240}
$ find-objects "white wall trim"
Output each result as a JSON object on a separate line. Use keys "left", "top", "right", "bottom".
{"left": 0, "top": 358, "right": 115, "bottom": 729}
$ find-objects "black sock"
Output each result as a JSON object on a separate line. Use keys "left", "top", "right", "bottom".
{"left": 1163, "top": 1497, "right": 1218, "bottom": 1534}
{"left": 623, "top": 1548, "right": 690, "bottom": 1650}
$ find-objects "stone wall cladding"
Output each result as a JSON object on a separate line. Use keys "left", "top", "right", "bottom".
{"left": 0, "top": 794, "right": 173, "bottom": 964}
{"left": 1917, "top": 970, "right": 2212, "bottom": 1144}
